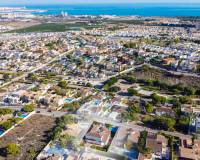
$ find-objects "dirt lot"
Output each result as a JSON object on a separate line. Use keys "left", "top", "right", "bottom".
{"left": 131, "top": 66, "right": 200, "bottom": 89}
{"left": 0, "top": 21, "right": 41, "bottom": 30}
{"left": 0, "top": 114, "right": 56, "bottom": 160}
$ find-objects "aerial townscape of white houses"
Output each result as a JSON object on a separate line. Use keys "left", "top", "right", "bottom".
{"left": 0, "top": 7, "right": 200, "bottom": 160}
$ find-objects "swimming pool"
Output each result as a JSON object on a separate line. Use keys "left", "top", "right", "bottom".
{"left": 0, "top": 130, "right": 4, "bottom": 136}
{"left": 93, "top": 100, "right": 101, "bottom": 106}
{"left": 124, "top": 149, "right": 138, "bottom": 159}
{"left": 109, "top": 127, "right": 118, "bottom": 133}
{"left": 19, "top": 114, "right": 28, "bottom": 119}
{"left": 47, "top": 144, "right": 69, "bottom": 155}
{"left": 64, "top": 98, "right": 73, "bottom": 103}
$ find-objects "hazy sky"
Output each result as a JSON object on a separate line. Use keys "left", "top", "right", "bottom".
{"left": 0, "top": 0, "right": 200, "bottom": 5}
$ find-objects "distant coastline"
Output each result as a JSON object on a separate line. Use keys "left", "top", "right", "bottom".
{"left": 0, "top": 3, "right": 200, "bottom": 16}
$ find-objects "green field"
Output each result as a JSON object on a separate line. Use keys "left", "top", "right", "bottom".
{"left": 7, "top": 22, "right": 102, "bottom": 33}
{"left": 105, "top": 19, "right": 149, "bottom": 25}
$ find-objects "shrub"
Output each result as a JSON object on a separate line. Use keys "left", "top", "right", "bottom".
{"left": 137, "top": 131, "right": 151, "bottom": 155}
{"left": 22, "top": 104, "right": 35, "bottom": 112}
{"left": 145, "top": 103, "right": 154, "bottom": 113}
{"left": 58, "top": 80, "right": 68, "bottom": 89}
{"left": 103, "top": 77, "right": 118, "bottom": 91}
{"left": 63, "top": 102, "right": 80, "bottom": 112}
{"left": 86, "top": 83, "right": 93, "bottom": 87}
{"left": 183, "top": 87, "right": 196, "bottom": 96}
{"left": 0, "top": 121, "right": 12, "bottom": 130}
{"left": 0, "top": 118, "right": 22, "bottom": 130}
{"left": 179, "top": 96, "right": 191, "bottom": 104}
{"left": 177, "top": 116, "right": 190, "bottom": 133}
{"left": 122, "top": 76, "right": 136, "bottom": 84}
{"left": 108, "top": 86, "right": 121, "bottom": 92}
{"left": 153, "top": 116, "right": 176, "bottom": 131}
{"left": 0, "top": 108, "right": 13, "bottom": 116}
{"left": 55, "top": 88, "right": 66, "bottom": 96}
{"left": 151, "top": 93, "right": 166, "bottom": 105}
{"left": 50, "top": 115, "right": 74, "bottom": 140}
{"left": 6, "top": 143, "right": 21, "bottom": 156}
{"left": 127, "top": 88, "right": 138, "bottom": 96}
{"left": 3, "top": 73, "right": 10, "bottom": 80}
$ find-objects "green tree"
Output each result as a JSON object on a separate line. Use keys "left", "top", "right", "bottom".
{"left": 58, "top": 80, "right": 68, "bottom": 89}
{"left": 50, "top": 115, "right": 74, "bottom": 141}
{"left": 122, "top": 76, "right": 136, "bottom": 84}
{"left": 137, "top": 131, "right": 151, "bottom": 155}
{"left": 0, "top": 108, "right": 13, "bottom": 116}
{"left": 55, "top": 88, "right": 66, "bottom": 96}
{"left": 145, "top": 103, "right": 154, "bottom": 113}
{"left": 103, "top": 84, "right": 110, "bottom": 91}
{"left": 151, "top": 93, "right": 166, "bottom": 105}
{"left": 151, "top": 93, "right": 160, "bottom": 104}
{"left": 26, "top": 147, "right": 36, "bottom": 160}
{"left": 6, "top": 143, "right": 21, "bottom": 156}
{"left": 153, "top": 116, "right": 176, "bottom": 131}
{"left": 86, "top": 83, "right": 93, "bottom": 87}
{"left": 10, "top": 117, "right": 22, "bottom": 124}
{"left": 51, "top": 127, "right": 62, "bottom": 140}
{"left": 61, "top": 115, "right": 74, "bottom": 125}
{"left": 59, "top": 134, "right": 76, "bottom": 149}
{"left": 122, "top": 103, "right": 140, "bottom": 121}
{"left": 108, "top": 86, "right": 121, "bottom": 92}
{"left": 184, "top": 87, "right": 195, "bottom": 96}
{"left": 27, "top": 73, "right": 38, "bottom": 82}
{"left": 3, "top": 73, "right": 10, "bottom": 81}
{"left": 179, "top": 96, "right": 191, "bottom": 104}
{"left": 173, "top": 37, "right": 180, "bottom": 44}
{"left": 171, "top": 98, "right": 181, "bottom": 116}
{"left": 192, "top": 134, "right": 198, "bottom": 144}
{"left": 145, "top": 79, "right": 153, "bottom": 86}
{"left": 22, "top": 104, "right": 35, "bottom": 112}
{"left": 127, "top": 88, "right": 138, "bottom": 96}
{"left": 103, "top": 77, "right": 118, "bottom": 91}
{"left": 196, "top": 64, "right": 200, "bottom": 73}
{"left": 0, "top": 121, "right": 12, "bottom": 130}
{"left": 63, "top": 102, "right": 80, "bottom": 112}
{"left": 129, "top": 103, "right": 141, "bottom": 113}
{"left": 178, "top": 116, "right": 190, "bottom": 133}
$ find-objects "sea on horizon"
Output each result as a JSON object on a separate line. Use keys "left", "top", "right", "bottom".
{"left": 1, "top": 3, "right": 200, "bottom": 17}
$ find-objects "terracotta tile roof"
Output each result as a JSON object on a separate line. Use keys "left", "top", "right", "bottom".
{"left": 86, "top": 124, "right": 111, "bottom": 144}
{"left": 146, "top": 134, "right": 167, "bottom": 155}
{"left": 179, "top": 147, "right": 196, "bottom": 160}
{"left": 45, "top": 155, "right": 62, "bottom": 160}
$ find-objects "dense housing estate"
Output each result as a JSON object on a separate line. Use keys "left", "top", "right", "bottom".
{"left": 0, "top": 6, "right": 200, "bottom": 160}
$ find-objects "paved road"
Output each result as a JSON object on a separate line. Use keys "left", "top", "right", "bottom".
{"left": 35, "top": 108, "right": 67, "bottom": 117}
{"left": 0, "top": 105, "right": 66, "bottom": 118}
{"left": 88, "top": 114, "right": 192, "bottom": 139}
{"left": 0, "top": 49, "right": 74, "bottom": 88}
{"left": 0, "top": 104, "right": 192, "bottom": 140}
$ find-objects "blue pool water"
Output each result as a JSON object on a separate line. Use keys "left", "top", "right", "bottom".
{"left": 109, "top": 127, "right": 118, "bottom": 133}
{"left": 0, "top": 130, "right": 4, "bottom": 135}
{"left": 125, "top": 149, "right": 138, "bottom": 159}
{"left": 64, "top": 98, "right": 73, "bottom": 103}
{"left": 19, "top": 114, "right": 27, "bottom": 119}
{"left": 93, "top": 100, "right": 101, "bottom": 106}
{"left": 47, "top": 144, "right": 69, "bottom": 155}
